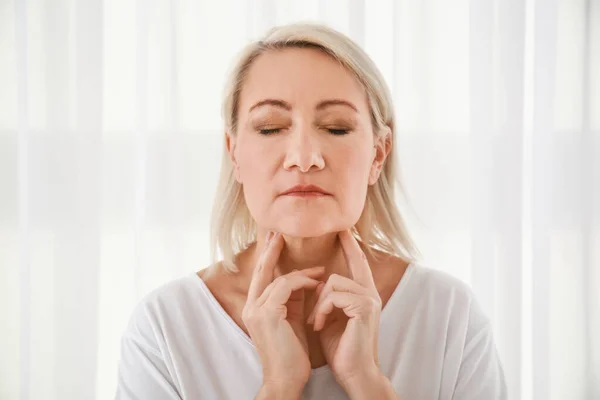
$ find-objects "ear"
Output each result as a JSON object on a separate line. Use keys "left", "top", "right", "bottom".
{"left": 369, "top": 127, "right": 392, "bottom": 185}
{"left": 226, "top": 132, "right": 242, "bottom": 183}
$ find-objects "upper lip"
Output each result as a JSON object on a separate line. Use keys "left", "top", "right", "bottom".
{"left": 280, "top": 184, "right": 332, "bottom": 196}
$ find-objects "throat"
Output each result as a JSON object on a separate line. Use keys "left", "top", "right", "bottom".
{"left": 306, "top": 329, "right": 328, "bottom": 369}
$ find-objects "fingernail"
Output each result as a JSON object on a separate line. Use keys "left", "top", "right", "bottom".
{"left": 266, "top": 231, "right": 273, "bottom": 242}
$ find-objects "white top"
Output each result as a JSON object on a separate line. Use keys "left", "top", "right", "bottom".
{"left": 115, "top": 263, "right": 507, "bottom": 399}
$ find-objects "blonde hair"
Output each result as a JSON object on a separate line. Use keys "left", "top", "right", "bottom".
{"left": 211, "top": 22, "right": 421, "bottom": 273}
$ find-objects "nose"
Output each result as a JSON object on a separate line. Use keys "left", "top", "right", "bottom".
{"left": 282, "top": 126, "right": 325, "bottom": 173}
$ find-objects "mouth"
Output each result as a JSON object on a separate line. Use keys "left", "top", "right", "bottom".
{"left": 283, "top": 191, "right": 330, "bottom": 197}
{"left": 280, "top": 184, "right": 332, "bottom": 197}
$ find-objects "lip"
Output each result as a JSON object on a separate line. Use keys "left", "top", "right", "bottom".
{"left": 280, "top": 184, "right": 332, "bottom": 197}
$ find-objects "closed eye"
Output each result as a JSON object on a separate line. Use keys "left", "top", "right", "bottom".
{"left": 258, "top": 128, "right": 282, "bottom": 135}
{"left": 257, "top": 127, "right": 351, "bottom": 135}
{"left": 327, "top": 128, "right": 350, "bottom": 135}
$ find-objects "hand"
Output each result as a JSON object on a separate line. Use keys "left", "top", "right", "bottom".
{"left": 306, "top": 229, "right": 383, "bottom": 389}
{"left": 243, "top": 231, "right": 325, "bottom": 393}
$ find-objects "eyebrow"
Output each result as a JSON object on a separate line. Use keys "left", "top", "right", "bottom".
{"left": 249, "top": 99, "right": 292, "bottom": 113}
{"left": 248, "top": 98, "right": 358, "bottom": 113}
{"left": 315, "top": 99, "right": 358, "bottom": 112}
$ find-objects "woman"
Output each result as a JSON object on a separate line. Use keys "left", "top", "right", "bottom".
{"left": 116, "top": 23, "right": 507, "bottom": 399}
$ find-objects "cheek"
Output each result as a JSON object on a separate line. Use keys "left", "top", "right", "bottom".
{"left": 336, "top": 146, "right": 373, "bottom": 186}
{"left": 333, "top": 147, "right": 373, "bottom": 208}
{"left": 237, "top": 138, "right": 273, "bottom": 179}
{"left": 236, "top": 139, "right": 276, "bottom": 215}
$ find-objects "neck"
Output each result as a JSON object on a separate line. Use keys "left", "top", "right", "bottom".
{"left": 250, "top": 229, "right": 349, "bottom": 277}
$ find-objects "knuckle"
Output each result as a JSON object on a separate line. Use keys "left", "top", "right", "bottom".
{"left": 274, "top": 275, "right": 289, "bottom": 285}
{"left": 253, "top": 260, "right": 265, "bottom": 274}
{"left": 328, "top": 273, "right": 342, "bottom": 285}
{"left": 242, "top": 305, "right": 265, "bottom": 324}
{"left": 329, "top": 273, "right": 340, "bottom": 281}
{"left": 367, "top": 296, "right": 382, "bottom": 311}
{"left": 241, "top": 307, "right": 254, "bottom": 322}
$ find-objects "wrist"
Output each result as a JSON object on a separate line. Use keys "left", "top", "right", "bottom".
{"left": 339, "top": 368, "right": 391, "bottom": 400}
{"left": 257, "top": 380, "right": 304, "bottom": 400}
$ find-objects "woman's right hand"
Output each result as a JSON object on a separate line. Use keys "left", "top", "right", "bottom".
{"left": 242, "top": 231, "right": 325, "bottom": 395}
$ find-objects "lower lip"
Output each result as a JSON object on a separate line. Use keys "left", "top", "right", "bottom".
{"left": 283, "top": 191, "right": 330, "bottom": 197}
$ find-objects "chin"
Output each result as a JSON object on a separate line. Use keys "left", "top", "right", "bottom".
{"left": 250, "top": 201, "right": 362, "bottom": 237}
{"left": 269, "top": 214, "right": 352, "bottom": 238}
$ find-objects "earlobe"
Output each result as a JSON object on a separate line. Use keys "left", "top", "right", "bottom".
{"left": 226, "top": 132, "right": 242, "bottom": 183}
{"left": 369, "top": 146, "right": 383, "bottom": 185}
{"left": 368, "top": 164, "right": 382, "bottom": 185}
{"left": 233, "top": 163, "right": 242, "bottom": 183}
{"left": 369, "top": 129, "right": 391, "bottom": 185}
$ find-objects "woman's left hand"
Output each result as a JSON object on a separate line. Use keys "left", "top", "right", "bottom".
{"left": 306, "top": 229, "right": 384, "bottom": 390}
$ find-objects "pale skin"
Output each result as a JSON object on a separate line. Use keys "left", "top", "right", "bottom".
{"left": 198, "top": 47, "right": 408, "bottom": 399}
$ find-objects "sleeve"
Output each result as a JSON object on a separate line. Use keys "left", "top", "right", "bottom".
{"left": 452, "top": 297, "right": 508, "bottom": 400}
{"left": 115, "top": 310, "right": 182, "bottom": 400}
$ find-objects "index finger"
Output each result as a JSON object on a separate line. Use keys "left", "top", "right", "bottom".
{"left": 247, "top": 232, "right": 284, "bottom": 302}
{"left": 338, "top": 229, "right": 376, "bottom": 289}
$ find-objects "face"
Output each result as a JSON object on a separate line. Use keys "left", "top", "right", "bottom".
{"left": 228, "top": 47, "right": 390, "bottom": 238}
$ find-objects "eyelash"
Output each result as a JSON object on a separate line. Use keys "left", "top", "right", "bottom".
{"left": 258, "top": 128, "right": 351, "bottom": 136}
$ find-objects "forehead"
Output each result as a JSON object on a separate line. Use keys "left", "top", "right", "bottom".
{"left": 238, "top": 47, "right": 369, "bottom": 114}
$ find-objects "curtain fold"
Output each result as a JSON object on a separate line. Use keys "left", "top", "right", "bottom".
{"left": 469, "top": 0, "right": 526, "bottom": 396}
{"left": 0, "top": 0, "right": 597, "bottom": 399}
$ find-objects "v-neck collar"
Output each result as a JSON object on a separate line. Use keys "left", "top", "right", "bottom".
{"left": 192, "top": 261, "right": 416, "bottom": 375}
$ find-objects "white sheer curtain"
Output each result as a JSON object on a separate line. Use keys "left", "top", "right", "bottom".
{"left": 0, "top": 0, "right": 598, "bottom": 399}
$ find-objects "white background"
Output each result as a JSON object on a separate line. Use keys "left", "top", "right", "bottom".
{"left": 0, "top": 0, "right": 598, "bottom": 399}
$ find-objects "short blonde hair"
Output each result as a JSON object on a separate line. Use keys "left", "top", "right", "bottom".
{"left": 211, "top": 22, "right": 421, "bottom": 273}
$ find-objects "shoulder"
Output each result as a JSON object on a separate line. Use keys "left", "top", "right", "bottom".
{"left": 404, "top": 262, "right": 490, "bottom": 326}
{"left": 122, "top": 270, "right": 209, "bottom": 340}
{"left": 409, "top": 262, "right": 473, "bottom": 298}
{"left": 406, "top": 265, "right": 508, "bottom": 397}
